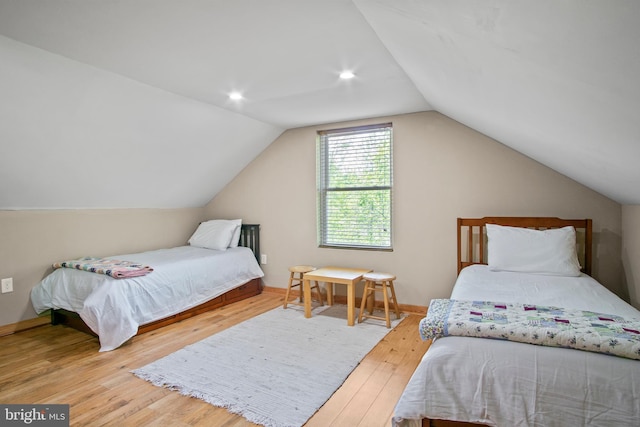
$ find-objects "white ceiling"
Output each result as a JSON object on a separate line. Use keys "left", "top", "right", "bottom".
{"left": 0, "top": 0, "right": 638, "bottom": 209}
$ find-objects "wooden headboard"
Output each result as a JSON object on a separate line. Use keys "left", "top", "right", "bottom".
{"left": 240, "top": 224, "right": 261, "bottom": 264}
{"left": 457, "top": 217, "right": 592, "bottom": 276}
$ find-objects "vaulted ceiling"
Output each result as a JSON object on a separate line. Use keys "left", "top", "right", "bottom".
{"left": 1, "top": 0, "right": 638, "bottom": 209}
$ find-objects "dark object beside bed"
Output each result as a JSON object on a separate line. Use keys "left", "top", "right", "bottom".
{"left": 50, "top": 224, "right": 262, "bottom": 338}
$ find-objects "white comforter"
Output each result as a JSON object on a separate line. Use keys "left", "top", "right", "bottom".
{"left": 31, "top": 246, "right": 264, "bottom": 352}
{"left": 393, "top": 265, "right": 640, "bottom": 427}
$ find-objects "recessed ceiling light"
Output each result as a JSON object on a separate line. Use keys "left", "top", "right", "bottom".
{"left": 339, "top": 71, "right": 355, "bottom": 80}
{"left": 229, "top": 92, "right": 243, "bottom": 100}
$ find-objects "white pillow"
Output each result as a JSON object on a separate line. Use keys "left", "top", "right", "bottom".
{"left": 188, "top": 220, "right": 238, "bottom": 251}
{"left": 486, "top": 224, "right": 581, "bottom": 276}
{"left": 228, "top": 219, "right": 243, "bottom": 248}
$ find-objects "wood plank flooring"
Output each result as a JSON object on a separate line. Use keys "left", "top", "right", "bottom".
{"left": 0, "top": 292, "right": 431, "bottom": 427}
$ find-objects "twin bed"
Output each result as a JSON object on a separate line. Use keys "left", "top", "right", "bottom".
{"left": 31, "top": 222, "right": 263, "bottom": 352}
{"left": 393, "top": 217, "right": 639, "bottom": 427}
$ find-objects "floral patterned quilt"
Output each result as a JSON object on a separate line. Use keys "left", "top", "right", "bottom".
{"left": 53, "top": 257, "right": 153, "bottom": 279}
{"left": 420, "top": 299, "right": 640, "bottom": 360}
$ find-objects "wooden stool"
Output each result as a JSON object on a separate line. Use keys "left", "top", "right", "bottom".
{"left": 283, "top": 265, "right": 324, "bottom": 309}
{"left": 358, "top": 272, "right": 401, "bottom": 328}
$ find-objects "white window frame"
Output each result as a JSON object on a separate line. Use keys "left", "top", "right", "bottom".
{"left": 316, "top": 123, "right": 393, "bottom": 250}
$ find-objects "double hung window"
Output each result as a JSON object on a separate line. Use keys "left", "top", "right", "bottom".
{"left": 317, "top": 123, "right": 393, "bottom": 250}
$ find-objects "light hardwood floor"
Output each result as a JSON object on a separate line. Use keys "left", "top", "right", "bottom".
{"left": 0, "top": 292, "right": 431, "bottom": 427}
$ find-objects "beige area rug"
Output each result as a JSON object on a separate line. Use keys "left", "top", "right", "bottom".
{"left": 132, "top": 304, "right": 405, "bottom": 427}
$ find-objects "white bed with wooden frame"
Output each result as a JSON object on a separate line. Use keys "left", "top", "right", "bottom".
{"left": 31, "top": 223, "right": 263, "bottom": 352}
{"left": 393, "top": 217, "right": 640, "bottom": 427}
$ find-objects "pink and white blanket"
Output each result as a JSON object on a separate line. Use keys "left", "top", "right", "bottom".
{"left": 53, "top": 256, "right": 153, "bottom": 279}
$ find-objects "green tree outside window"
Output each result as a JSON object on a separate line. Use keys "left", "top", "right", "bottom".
{"left": 317, "top": 123, "right": 393, "bottom": 249}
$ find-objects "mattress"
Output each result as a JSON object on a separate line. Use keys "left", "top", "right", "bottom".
{"left": 392, "top": 265, "right": 640, "bottom": 427}
{"left": 31, "top": 246, "right": 264, "bottom": 351}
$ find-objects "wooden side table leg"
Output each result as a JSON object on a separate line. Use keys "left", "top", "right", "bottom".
{"left": 326, "top": 282, "right": 334, "bottom": 305}
{"left": 314, "top": 281, "right": 324, "bottom": 306}
{"left": 347, "top": 282, "right": 356, "bottom": 326}
{"left": 303, "top": 278, "right": 312, "bottom": 318}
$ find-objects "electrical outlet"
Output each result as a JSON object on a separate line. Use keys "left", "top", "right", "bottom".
{"left": 1, "top": 278, "right": 13, "bottom": 294}
{"left": 260, "top": 254, "right": 267, "bottom": 265}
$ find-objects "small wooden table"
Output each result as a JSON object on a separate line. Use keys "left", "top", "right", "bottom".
{"left": 303, "top": 267, "right": 372, "bottom": 326}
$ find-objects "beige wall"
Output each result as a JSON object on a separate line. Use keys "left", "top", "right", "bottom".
{"left": 205, "top": 111, "right": 624, "bottom": 307}
{"left": 622, "top": 205, "right": 640, "bottom": 309}
{"left": 0, "top": 208, "right": 205, "bottom": 326}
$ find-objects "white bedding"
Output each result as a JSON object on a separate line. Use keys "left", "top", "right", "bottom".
{"left": 393, "top": 265, "right": 640, "bottom": 427}
{"left": 31, "top": 246, "right": 264, "bottom": 352}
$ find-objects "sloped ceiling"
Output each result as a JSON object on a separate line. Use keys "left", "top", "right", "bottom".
{"left": 355, "top": 0, "right": 640, "bottom": 205}
{"left": 0, "top": 0, "right": 638, "bottom": 209}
